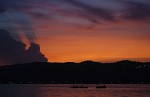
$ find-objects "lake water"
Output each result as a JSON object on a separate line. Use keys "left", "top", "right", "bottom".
{"left": 0, "top": 84, "right": 150, "bottom": 97}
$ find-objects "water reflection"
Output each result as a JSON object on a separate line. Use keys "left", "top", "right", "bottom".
{"left": 0, "top": 84, "right": 150, "bottom": 97}
{"left": 0, "top": 84, "right": 40, "bottom": 97}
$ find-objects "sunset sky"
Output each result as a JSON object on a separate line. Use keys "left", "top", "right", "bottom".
{"left": 0, "top": 0, "right": 150, "bottom": 64}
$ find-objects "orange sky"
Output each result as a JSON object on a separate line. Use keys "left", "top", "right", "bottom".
{"left": 31, "top": 20, "right": 150, "bottom": 62}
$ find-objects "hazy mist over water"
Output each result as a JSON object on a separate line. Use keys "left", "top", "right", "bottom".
{"left": 0, "top": 84, "right": 150, "bottom": 97}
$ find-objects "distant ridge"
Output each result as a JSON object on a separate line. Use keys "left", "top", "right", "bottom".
{"left": 0, "top": 60, "right": 150, "bottom": 84}
{"left": 113, "top": 60, "right": 142, "bottom": 64}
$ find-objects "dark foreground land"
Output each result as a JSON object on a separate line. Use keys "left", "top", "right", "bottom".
{"left": 0, "top": 60, "right": 150, "bottom": 84}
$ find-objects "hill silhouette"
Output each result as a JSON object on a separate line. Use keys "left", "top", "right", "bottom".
{"left": 0, "top": 60, "right": 150, "bottom": 84}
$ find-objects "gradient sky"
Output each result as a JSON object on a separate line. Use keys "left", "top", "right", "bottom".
{"left": 0, "top": 0, "right": 150, "bottom": 63}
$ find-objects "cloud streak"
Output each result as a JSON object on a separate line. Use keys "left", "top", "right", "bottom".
{"left": 117, "top": 0, "right": 150, "bottom": 22}
{"left": 64, "top": 0, "right": 115, "bottom": 23}
{"left": 63, "top": 0, "right": 150, "bottom": 23}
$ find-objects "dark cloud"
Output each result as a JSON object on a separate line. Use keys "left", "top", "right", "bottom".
{"left": 0, "top": 4, "right": 6, "bottom": 13}
{"left": 0, "top": 29, "right": 48, "bottom": 65}
{"left": 0, "top": 1, "right": 7, "bottom": 13}
{"left": 26, "top": 43, "right": 48, "bottom": 62}
{"left": 29, "top": 12, "right": 49, "bottom": 19}
{"left": 0, "top": 0, "right": 23, "bottom": 13}
{"left": 27, "top": 8, "right": 53, "bottom": 19}
{"left": 120, "top": 1, "right": 150, "bottom": 21}
{"left": 64, "top": 0, "right": 115, "bottom": 23}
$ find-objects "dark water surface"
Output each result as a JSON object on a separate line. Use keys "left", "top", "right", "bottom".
{"left": 0, "top": 84, "right": 150, "bottom": 97}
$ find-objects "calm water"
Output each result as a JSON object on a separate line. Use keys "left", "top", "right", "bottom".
{"left": 0, "top": 84, "right": 150, "bottom": 97}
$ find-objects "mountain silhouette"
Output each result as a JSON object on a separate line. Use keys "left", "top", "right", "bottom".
{"left": 0, "top": 60, "right": 149, "bottom": 84}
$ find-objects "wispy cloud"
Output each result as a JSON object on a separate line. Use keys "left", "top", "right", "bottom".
{"left": 0, "top": 0, "right": 54, "bottom": 19}
{"left": 117, "top": 0, "right": 150, "bottom": 22}
{"left": 64, "top": 0, "right": 115, "bottom": 23}
{"left": 1, "top": 0, "right": 150, "bottom": 27}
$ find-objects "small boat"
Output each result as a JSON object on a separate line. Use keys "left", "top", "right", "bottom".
{"left": 96, "top": 84, "right": 107, "bottom": 88}
{"left": 70, "top": 85, "right": 88, "bottom": 88}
